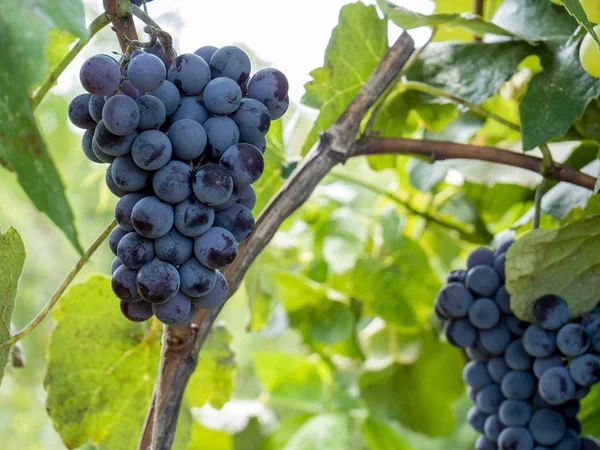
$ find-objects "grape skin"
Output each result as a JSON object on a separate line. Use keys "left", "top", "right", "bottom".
{"left": 117, "top": 232, "right": 155, "bottom": 269}
{"left": 120, "top": 300, "right": 153, "bottom": 322}
{"left": 213, "top": 203, "right": 255, "bottom": 242}
{"left": 235, "top": 185, "right": 256, "bottom": 210}
{"left": 501, "top": 371, "right": 535, "bottom": 400}
{"left": 178, "top": 258, "right": 217, "bottom": 297}
{"left": 112, "top": 266, "right": 142, "bottom": 303}
{"left": 203, "top": 77, "right": 243, "bottom": 115}
{"left": 475, "top": 435, "right": 496, "bottom": 450}
{"left": 204, "top": 116, "right": 240, "bottom": 156}
{"left": 152, "top": 291, "right": 192, "bottom": 325}
{"left": 247, "top": 67, "right": 289, "bottom": 109}
{"left": 209, "top": 46, "right": 251, "bottom": 84}
{"left": 538, "top": 367, "right": 576, "bottom": 405}
{"left": 137, "top": 260, "right": 180, "bottom": 304}
{"left": 170, "top": 96, "right": 210, "bottom": 124}
{"left": 193, "top": 164, "right": 234, "bottom": 207}
{"left": 476, "top": 384, "right": 504, "bottom": 414}
{"left": 88, "top": 95, "right": 106, "bottom": 123}
{"left": 528, "top": 409, "right": 566, "bottom": 446}
{"left": 109, "top": 225, "right": 129, "bottom": 255}
{"left": 136, "top": 95, "right": 166, "bottom": 130}
{"left": 167, "top": 119, "right": 207, "bottom": 160}
{"left": 468, "top": 298, "right": 501, "bottom": 330}
{"left": 220, "top": 143, "right": 265, "bottom": 188}
{"left": 532, "top": 355, "right": 564, "bottom": 379}
{"left": 154, "top": 228, "right": 193, "bottom": 266}
{"left": 80, "top": 54, "right": 121, "bottom": 96}
{"left": 105, "top": 166, "right": 127, "bottom": 197}
{"left": 68, "top": 93, "right": 96, "bottom": 129}
{"left": 111, "top": 155, "right": 150, "bottom": 192}
{"left": 152, "top": 161, "right": 193, "bottom": 204}
{"left": 95, "top": 120, "right": 138, "bottom": 156}
{"left": 484, "top": 414, "right": 505, "bottom": 442}
{"left": 102, "top": 94, "right": 141, "bottom": 136}
{"left": 467, "top": 247, "right": 496, "bottom": 269}
{"left": 522, "top": 325, "right": 557, "bottom": 358}
{"left": 128, "top": 52, "right": 166, "bottom": 92}
{"left": 131, "top": 196, "right": 174, "bottom": 239}
{"left": 466, "top": 265, "right": 500, "bottom": 297}
{"left": 488, "top": 357, "right": 510, "bottom": 383}
{"left": 194, "top": 45, "right": 218, "bottom": 63}
{"left": 111, "top": 258, "right": 123, "bottom": 274}
{"left": 505, "top": 339, "right": 533, "bottom": 371}
{"left": 463, "top": 360, "right": 492, "bottom": 389}
{"left": 478, "top": 324, "right": 511, "bottom": 356}
{"left": 233, "top": 98, "right": 271, "bottom": 142}
{"left": 174, "top": 197, "right": 214, "bottom": 238}
{"left": 131, "top": 130, "right": 173, "bottom": 171}
{"left": 168, "top": 53, "right": 211, "bottom": 96}
{"left": 497, "top": 427, "right": 534, "bottom": 450}
{"left": 82, "top": 129, "right": 102, "bottom": 163}
{"left": 468, "top": 406, "right": 489, "bottom": 433}
{"left": 192, "top": 270, "right": 228, "bottom": 309}
{"left": 444, "top": 318, "right": 477, "bottom": 348}
{"left": 498, "top": 400, "right": 532, "bottom": 427}
{"left": 556, "top": 323, "right": 590, "bottom": 357}
{"left": 568, "top": 353, "right": 600, "bottom": 386}
{"left": 115, "top": 193, "right": 148, "bottom": 232}
{"left": 533, "top": 294, "right": 570, "bottom": 330}
{"left": 148, "top": 80, "right": 180, "bottom": 116}
{"left": 194, "top": 227, "right": 239, "bottom": 269}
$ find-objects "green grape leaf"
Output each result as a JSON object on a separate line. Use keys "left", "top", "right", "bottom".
{"left": 258, "top": 414, "right": 314, "bottom": 450}
{"left": 256, "top": 120, "right": 285, "bottom": 215}
{"left": 406, "top": 41, "right": 539, "bottom": 105}
{"left": 520, "top": 41, "right": 600, "bottom": 151}
{"left": 377, "top": 0, "right": 527, "bottom": 39}
{"left": 359, "top": 332, "right": 464, "bottom": 436}
{"left": 581, "top": 384, "right": 600, "bottom": 438}
{"left": 189, "top": 423, "right": 232, "bottom": 450}
{"left": 0, "top": 1, "right": 85, "bottom": 253}
{"left": 559, "top": 0, "right": 600, "bottom": 46}
{"left": 282, "top": 414, "right": 350, "bottom": 450}
{"left": 0, "top": 227, "right": 26, "bottom": 386}
{"left": 246, "top": 255, "right": 278, "bottom": 331}
{"left": 506, "top": 215, "right": 600, "bottom": 321}
{"left": 301, "top": 2, "right": 388, "bottom": 154}
{"left": 492, "top": 0, "right": 578, "bottom": 41}
{"left": 361, "top": 417, "right": 412, "bottom": 450}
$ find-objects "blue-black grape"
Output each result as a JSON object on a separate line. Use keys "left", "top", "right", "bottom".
{"left": 137, "top": 260, "right": 180, "bottom": 304}
{"left": 131, "top": 130, "right": 173, "bottom": 170}
{"left": 488, "top": 357, "right": 511, "bottom": 383}
{"left": 153, "top": 161, "right": 193, "bottom": 204}
{"left": 115, "top": 193, "right": 148, "bottom": 232}
{"left": 88, "top": 95, "right": 106, "bottom": 123}
{"left": 193, "top": 164, "right": 234, "bottom": 206}
{"left": 154, "top": 228, "right": 193, "bottom": 265}
{"left": 505, "top": 339, "right": 533, "bottom": 371}
{"left": 556, "top": 323, "right": 590, "bottom": 357}
{"left": 191, "top": 270, "right": 228, "bottom": 309}
{"left": 233, "top": 98, "right": 271, "bottom": 142}
{"left": 194, "top": 227, "right": 238, "bottom": 269}
{"left": 528, "top": 409, "right": 566, "bottom": 446}
{"left": 467, "top": 247, "right": 496, "bottom": 269}
{"left": 167, "top": 119, "right": 207, "bottom": 160}
{"left": 533, "top": 294, "right": 570, "bottom": 330}
{"left": 495, "top": 285, "right": 512, "bottom": 315}
{"left": 203, "top": 116, "right": 240, "bottom": 156}
{"left": 248, "top": 134, "right": 267, "bottom": 153}
{"left": 532, "top": 355, "right": 564, "bottom": 379}
{"left": 585, "top": 315, "right": 600, "bottom": 352}
{"left": 469, "top": 298, "right": 501, "bottom": 330}
{"left": 174, "top": 197, "right": 214, "bottom": 237}
{"left": 479, "top": 324, "right": 511, "bottom": 356}
{"left": 538, "top": 367, "right": 576, "bottom": 405}
{"left": 111, "top": 257, "right": 123, "bottom": 274}
{"left": 152, "top": 290, "right": 192, "bottom": 325}
{"left": 220, "top": 143, "right": 264, "bottom": 188}
{"left": 476, "top": 384, "right": 504, "bottom": 414}
{"left": 495, "top": 253, "right": 506, "bottom": 281}
{"left": 117, "top": 231, "right": 155, "bottom": 269}
{"left": 131, "top": 196, "right": 174, "bottom": 239}
{"left": 447, "top": 269, "right": 468, "bottom": 284}
{"left": 247, "top": 67, "right": 289, "bottom": 110}
{"left": 463, "top": 360, "right": 492, "bottom": 389}
{"left": 144, "top": 42, "right": 170, "bottom": 72}
{"left": 213, "top": 191, "right": 239, "bottom": 212}
{"left": 209, "top": 46, "right": 251, "bottom": 84}
{"left": 498, "top": 427, "right": 534, "bottom": 450}
{"left": 178, "top": 257, "right": 217, "bottom": 297}
{"left": 105, "top": 166, "right": 127, "bottom": 197}
{"left": 236, "top": 185, "right": 256, "bottom": 210}
{"left": 111, "top": 155, "right": 150, "bottom": 192}
{"left": 468, "top": 386, "right": 480, "bottom": 402}
{"left": 569, "top": 353, "right": 600, "bottom": 386}
{"left": 148, "top": 80, "right": 180, "bottom": 116}
{"left": 435, "top": 282, "right": 474, "bottom": 319}
{"left": 475, "top": 435, "right": 496, "bottom": 450}
{"left": 120, "top": 300, "right": 153, "bottom": 322}
{"left": 111, "top": 265, "right": 142, "bottom": 302}
{"left": 203, "top": 77, "right": 242, "bottom": 115}
{"left": 128, "top": 52, "right": 166, "bottom": 92}
{"left": 506, "top": 316, "right": 528, "bottom": 337}
{"left": 80, "top": 54, "right": 121, "bottom": 96}
{"left": 213, "top": 203, "right": 255, "bottom": 242}
{"left": 498, "top": 400, "right": 532, "bottom": 427}
{"left": 68, "top": 93, "right": 96, "bottom": 129}
{"left": 194, "top": 45, "right": 218, "bottom": 63}
{"left": 136, "top": 95, "right": 166, "bottom": 130}
{"left": 94, "top": 120, "right": 138, "bottom": 156}
{"left": 468, "top": 406, "right": 489, "bottom": 433}
{"left": 581, "top": 436, "right": 600, "bottom": 450}
{"left": 102, "top": 94, "right": 141, "bottom": 136}
{"left": 109, "top": 225, "right": 129, "bottom": 255}
{"left": 175, "top": 304, "right": 197, "bottom": 327}
{"left": 170, "top": 96, "right": 210, "bottom": 124}
{"left": 466, "top": 265, "right": 501, "bottom": 297}
{"left": 522, "top": 325, "right": 557, "bottom": 358}
{"left": 267, "top": 95, "right": 289, "bottom": 121}
{"left": 444, "top": 318, "right": 477, "bottom": 348}
{"left": 552, "top": 430, "right": 581, "bottom": 450}
{"left": 484, "top": 414, "right": 505, "bottom": 442}
{"left": 168, "top": 53, "right": 211, "bottom": 96}
{"left": 82, "top": 129, "right": 102, "bottom": 163}
{"left": 501, "top": 371, "right": 536, "bottom": 400}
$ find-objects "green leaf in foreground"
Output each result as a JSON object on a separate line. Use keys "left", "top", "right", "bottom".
{"left": 0, "top": 227, "right": 26, "bottom": 386}
{"left": 377, "top": 0, "right": 527, "bottom": 39}
{"left": 580, "top": 384, "right": 600, "bottom": 438}
{"left": 560, "top": 0, "right": 600, "bottom": 46}
{"left": 506, "top": 216, "right": 600, "bottom": 322}
{"left": 283, "top": 413, "right": 350, "bottom": 450}
{"left": 361, "top": 416, "right": 412, "bottom": 450}
{"left": 301, "top": 2, "right": 388, "bottom": 154}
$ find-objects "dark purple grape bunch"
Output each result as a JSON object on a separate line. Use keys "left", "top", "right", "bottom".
{"left": 69, "top": 43, "right": 290, "bottom": 326}
{"left": 434, "top": 243, "right": 600, "bottom": 450}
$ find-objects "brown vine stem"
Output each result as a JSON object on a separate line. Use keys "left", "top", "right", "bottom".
{"left": 474, "top": 0, "right": 484, "bottom": 41}
{"left": 105, "top": 0, "right": 139, "bottom": 52}
{"left": 137, "top": 31, "right": 418, "bottom": 450}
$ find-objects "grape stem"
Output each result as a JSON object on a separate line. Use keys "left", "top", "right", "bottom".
{"left": 9, "top": 220, "right": 117, "bottom": 344}
{"left": 532, "top": 143, "right": 554, "bottom": 229}
{"left": 30, "top": 13, "right": 111, "bottom": 109}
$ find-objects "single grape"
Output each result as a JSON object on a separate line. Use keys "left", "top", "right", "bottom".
{"left": 203, "top": 116, "right": 240, "bottom": 156}
{"left": 475, "top": 435, "right": 496, "bottom": 450}
{"left": 178, "top": 258, "right": 217, "bottom": 297}
{"left": 444, "top": 318, "right": 477, "bottom": 348}
{"left": 167, "top": 119, "right": 207, "bottom": 160}
{"left": 152, "top": 291, "right": 192, "bottom": 325}
{"left": 467, "top": 247, "right": 496, "bottom": 269}
{"left": 168, "top": 53, "right": 211, "bottom": 96}
{"left": 463, "top": 360, "right": 493, "bottom": 389}
{"left": 209, "top": 46, "right": 251, "bottom": 84}
{"left": 191, "top": 270, "right": 228, "bottom": 309}
{"left": 148, "top": 80, "right": 180, "bottom": 116}
{"left": 137, "top": 260, "right": 180, "bottom": 304}
{"left": 435, "top": 283, "right": 474, "bottom": 319}
{"left": 203, "top": 77, "right": 242, "bottom": 115}
{"left": 523, "top": 325, "right": 557, "bottom": 358}
{"left": 528, "top": 408, "right": 566, "bottom": 446}
{"left": 268, "top": 95, "right": 289, "bottom": 120}
{"left": 194, "top": 45, "right": 218, "bottom": 63}
{"left": 68, "top": 93, "right": 96, "bottom": 129}
{"left": 556, "top": 323, "right": 590, "bottom": 356}
{"left": 506, "top": 316, "right": 529, "bottom": 337}
{"left": 501, "top": 371, "right": 536, "bottom": 400}
{"left": 552, "top": 430, "right": 581, "bottom": 450}
{"left": 248, "top": 134, "right": 267, "bottom": 152}
{"left": 533, "top": 294, "right": 570, "bottom": 330}
{"left": 468, "top": 386, "right": 479, "bottom": 403}
{"left": 495, "top": 285, "right": 512, "bottom": 315}
{"left": 497, "top": 427, "right": 534, "bottom": 450}
{"left": 232, "top": 98, "right": 271, "bottom": 143}
{"left": 466, "top": 265, "right": 501, "bottom": 297}
{"left": 127, "top": 52, "right": 166, "bottom": 92}
{"left": 538, "top": 367, "right": 576, "bottom": 405}
{"left": 174, "top": 197, "right": 214, "bottom": 237}
{"left": 468, "top": 406, "right": 489, "bottom": 433}
{"left": 220, "top": 143, "right": 265, "bottom": 188}
{"left": 569, "top": 353, "right": 600, "bottom": 386}
{"left": 152, "top": 161, "right": 193, "bottom": 204}
{"left": 131, "top": 130, "right": 173, "bottom": 171}
{"left": 213, "top": 191, "right": 240, "bottom": 212}
{"left": 247, "top": 67, "right": 289, "bottom": 109}
{"left": 498, "top": 400, "right": 532, "bottom": 427}
{"left": 477, "top": 384, "right": 504, "bottom": 414}
{"left": 468, "top": 298, "right": 501, "bottom": 330}
{"left": 117, "top": 231, "right": 155, "bottom": 269}
{"left": 236, "top": 185, "right": 256, "bottom": 210}
{"left": 170, "top": 96, "right": 210, "bottom": 124}
{"left": 82, "top": 129, "right": 102, "bottom": 163}
{"left": 488, "top": 357, "right": 511, "bottom": 383}
{"left": 105, "top": 166, "right": 127, "bottom": 197}
{"left": 505, "top": 339, "right": 533, "bottom": 371}
{"left": 120, "top": 300, "right": 153, "bottom": 322}
{"left": 111, "top": 257, "right": 123, "bottom": 274}
{"left": 110, "top": 80, "right": 139, "bottom": 100}
{"left": 112, "top": 266, "right": 142, "bottom": 302}
{"left": 144, "top": 41, "right": 171, "bottom": 72}
{"left": 111, "top": 155, "right": 150, "bottom": 192}
{"left": 88, "top": 95, "right": 106, "bottom": 123}
{"left": 479, "top": 324, "right": 511, "bottom": 356}
{"left": 109, "top": 225, "right": 129, "bottom": 255}
{"left": 102, "top": 94, "right": 140, "bottom": 136}
{"left": 581, "top": 436, "right": 600, "bottom": 450}
{"left": 94, "top": 120, "right": 138, "bottom": 156}
{"left": 194, "top": 227, "right": 238, "bottom": 269}
{"left": 585, "top": 315, "right": 600, "bottom": 352}
{"left": 80, "top": 54, "right": 121, "bottom": 96}
{"left": 574, "top": 384, "right": 591, "bottom": 400}
{"left": 533, "top": 355, "right": 564, "bottom": 379}
{"left": 115, "top": 193, "right": 148, "bottom": 232}
{"left": 135, "top": 95, "right": 166, "bottom": 130}
{"left": 154, "top": 228, "right": 193, "bottom": 265}
{"left": 193, "top": 164, "right": 234, "bottom": 206}
{"left": 213, "top": 204, "right": 255, "bottom": 242}
{"left": 484, "top": 414, "right": 505, "bottom": 442}
{"left": 495, "top": 253, "right": 506, "bottom": 281}
{"left": 131, "top": 196, "right": 174, "bottom": 239}
{"left": 175, "top": 304, "right": 197, "bottom": 327}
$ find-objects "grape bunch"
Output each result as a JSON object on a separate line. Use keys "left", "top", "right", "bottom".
{"left": 435, "top": 243, "right": 600, "bottom": 450}
{"left": 68, "top": 43, "right": 289, "bottom": 326}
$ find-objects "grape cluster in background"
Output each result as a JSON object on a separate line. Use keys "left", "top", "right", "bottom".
{"left": 435, "top": 244, "right": 600, "bottom": 450}
{"left": 68, "top": 41, "right": 289, "bottom": 326}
